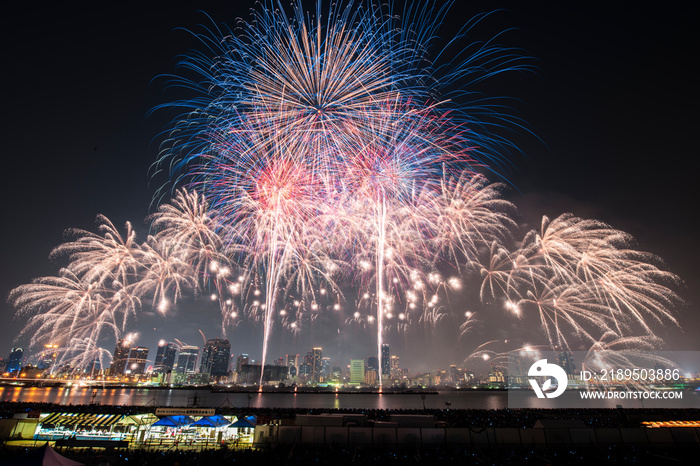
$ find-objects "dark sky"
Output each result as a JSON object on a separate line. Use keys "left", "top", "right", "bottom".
{"left": 1, "top": 1, "right": 697, "bottom": 372}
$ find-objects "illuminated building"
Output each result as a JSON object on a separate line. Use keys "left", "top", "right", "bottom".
{"left": 366, "top": 356, "right": 378, "bottom": 373}
{"left": 37, "top": 344, "right": 59, "bottom": 372}
{"left": 286, "top": 354, "right": 299, "bottom": 378}
{"left": 365, "top": 369, "right": 377, "bottom": 386}
{"left": 381, "top": 344, "right": 390, "bottom": 379}
{"left": 312, "top": 347, "right": 323, "bottom": 383}
{"left": 200, "top": 338, "right": 231, "bottom": 377}
{"left": 390, "top": 355, "right": 400, "bottom": 378}
{"left": 235, "top": 354, "right": 249, "bottom": 373}
{"left": 350, "top": 359, "right": 364, "bottom": 384}
{"left": 556, "top": 350, "right": 576, "bottom": 377}
{"left": 110, "top": 340, "right": 131, "bottom": 376}
{"left": 5, "top": 348, "right": 23, "bottom": 374}
{"left": 154, "top": 342, "right": 177, "bottom": 373}
{"left": 175, "top": 346, "right": 199, "bottom": 374}
{"left": 127, "top": 347, "right": 149, "bottom": 375}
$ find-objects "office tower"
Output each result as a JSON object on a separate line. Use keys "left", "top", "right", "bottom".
{"left": 365, "top": 369, "right": 377, "bottom": 386}
{"left": 85, "top": 357, "right": 102, "bottom": 376}
{"left": 390, "top": 355, "right": 400, "bottom": 378}
{"left": 235, "top": 354, "right": 249, "bottom": 373}
{"left": 38, "top": 344, "right": 59, "bottom": 372}
{"left": 239, "top": 364, "right": 289, "bottom": 385}
{"left": 6, "top": 348, "right": 24, "bottom": 373}
{"left": 321, "top": 357, "right": 331, "bottom": 381}
{"left": 312, "top": 347, "right": 323, "bottom": 382}
{"left": 366, "top": 356, "right": 378, "bottom": 373}
{"left": 300, "top": 351, "right": 313, "bottom": 378}
{"left": 110, "top": 339, "right": 131, "bottom": 375}
{"left": 556, "top": 350, "right": 576, "bottom": 376}
{"left": 449, "top": 364, "right": 459, "bottom": 383}
{"left": 127, "top": 347, "right": 149, "bottom": 374}
{"left": 176, "top": 346, "right": 200, "bottom": 374}
{"left": 350, "top": 359, "right": 364, "bottom": 384}
{"left": 286, "top": 354, "right": 299, "bottom": 378}
{"left": 381, "top": 344, "right": 390, "bottom": 378}
{"left": 154, "top": 342, "right": 177, "bottom": 373}
{"left": 200, "top": 338, "right": 231, "bottom": 377}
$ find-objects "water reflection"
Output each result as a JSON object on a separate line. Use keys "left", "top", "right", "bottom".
{"left": 16, "top": 387, "right": 669, "bottom": 410}
{"left": 0, "top": 387, "right": 515, "bottom": 409}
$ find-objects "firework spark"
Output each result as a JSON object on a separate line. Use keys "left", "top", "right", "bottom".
{"left": 7, "top": 2, "right": 683, "bottom": 385}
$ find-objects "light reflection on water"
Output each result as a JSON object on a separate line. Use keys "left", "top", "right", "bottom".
{"left": 7, "top": 387, "right": 691, "bottom": 409}
{"left": 0, "top": 386, "right": 509, "bottom": 409}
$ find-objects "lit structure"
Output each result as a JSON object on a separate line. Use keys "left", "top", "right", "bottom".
{"left": 381, "top": 344, "right": 390, "bottom": 381}
{"left": 390, "top": 355, "right": 400, "bottom": 378}
{"left": 175, "top": 346, "right": 199, "bottom": 374}
{"left": 37, "top": 344, "right": 59, "bottom": 373}
{"left": 127, "top": 347, "right": 149, "bottom": 375}
{"left": 200, "top": 338, "right": 231, "bottom": 377}
{"left": 5, "top": 348, "right": 23, "bottom": 374}
{"left": 154, "top": 341, "right": 177, "bottom": 373}
{"left": 109, "top": 339, "right": 130, "bottom": 376}
{"left": 321, "top": 357, "right": 331, "bottom": 382}
{"left": 366, "top": 356, "right": 378, "bottom": 374}
{"left": 286, "top": 354, "right": 299, "bottom": 378}
{"left": 350, "top": 359, "right": 364, "bottom": 385}
{"left": 239, "top": 364, "right": 288, "bottom": 385}
{"left": 235, "top": 354, "right": 249, "bottom": 373}
{"left": 556, "top": 350, "right": 576, "bottom": 377}
{"left": 312, "top": 347, "right": 323, "bottom": 383}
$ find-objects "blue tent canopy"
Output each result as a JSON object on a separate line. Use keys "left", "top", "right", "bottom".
{"left": 191, "top": 415, "right": 229, "bottom": 428}
{"left": 228, "top": 415, "right": 256, "bottom": 428}
{"left": 151, "top": 415, "right": 195, "bottom": 428}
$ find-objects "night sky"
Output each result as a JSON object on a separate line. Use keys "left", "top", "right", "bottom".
{"left": 1, "top": 1, "right": 697, "bottom": 372}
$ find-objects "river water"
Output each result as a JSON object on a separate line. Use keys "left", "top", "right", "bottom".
{"left": 0, "top": 386, "right": 507, "bottom": 409}
{"left": 3, "top": 386, "right": 698, "bottom": 409}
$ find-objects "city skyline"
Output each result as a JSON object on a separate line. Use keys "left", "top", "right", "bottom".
{"left": 1, "top": 2, "right": 697, "bottom": 373}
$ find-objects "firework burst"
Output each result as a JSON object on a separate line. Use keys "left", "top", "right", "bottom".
{"left": 6, "top": 2, "right": 683, "bottom": 385}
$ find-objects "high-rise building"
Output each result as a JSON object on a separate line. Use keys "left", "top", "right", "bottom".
{"left": 366, "top": 356, "right": 378, "bottom": 373}
{"left": 321, "top": 357, "right": 331, "bottom": 382}
{"left": 350, "top": 359, "right": 364, "bottom": 384}
{"left": 110, "top": 339, "right": 131, "bottom": 376}
{"left": 312, "top": 347, "right": 323, "bottom": 383}
{"left": 239, "top": 364, "right": 288, "bottom": 385}
{"left": 38, "top": 344, "right": 59, "bottom": 372}
{"left": 390, "top": 355, "right": 400, "bottom": 378}
{"left": 127, "top": 347, "right": 149, "bottom": 375}
{"left": 85, "top": 357, "right": 102, "bottom": 377}
{"left": 556, "top": 350, "right": 576, "bottom": 376}
{"left": 286, "top": 354, "right": 299, "bottom": 378}
{"left": 365, "top": 369, "right": 377, "bottom": 386}
{"left": 200, "top": 338, "right": 231, "bottom": 377}
{"left": 175, "top": 346, "right": 199, "bottom": 374}
{"left": 300, "top": 352, "right": 313, "bottom": 378}
{"left": 235, "top": 354, "right": 249, "bottom": 373}
{"left": 5, "top": 348, "right": 24, "bottom": 374}
{"left": 381, "top": 344, "right": 390, "bottom": 379}
{"left": 154, "top": 342, "right": 177, "bottom": 373}
{"left": 449, "top": 364, "right": 459, "bottom": 383}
